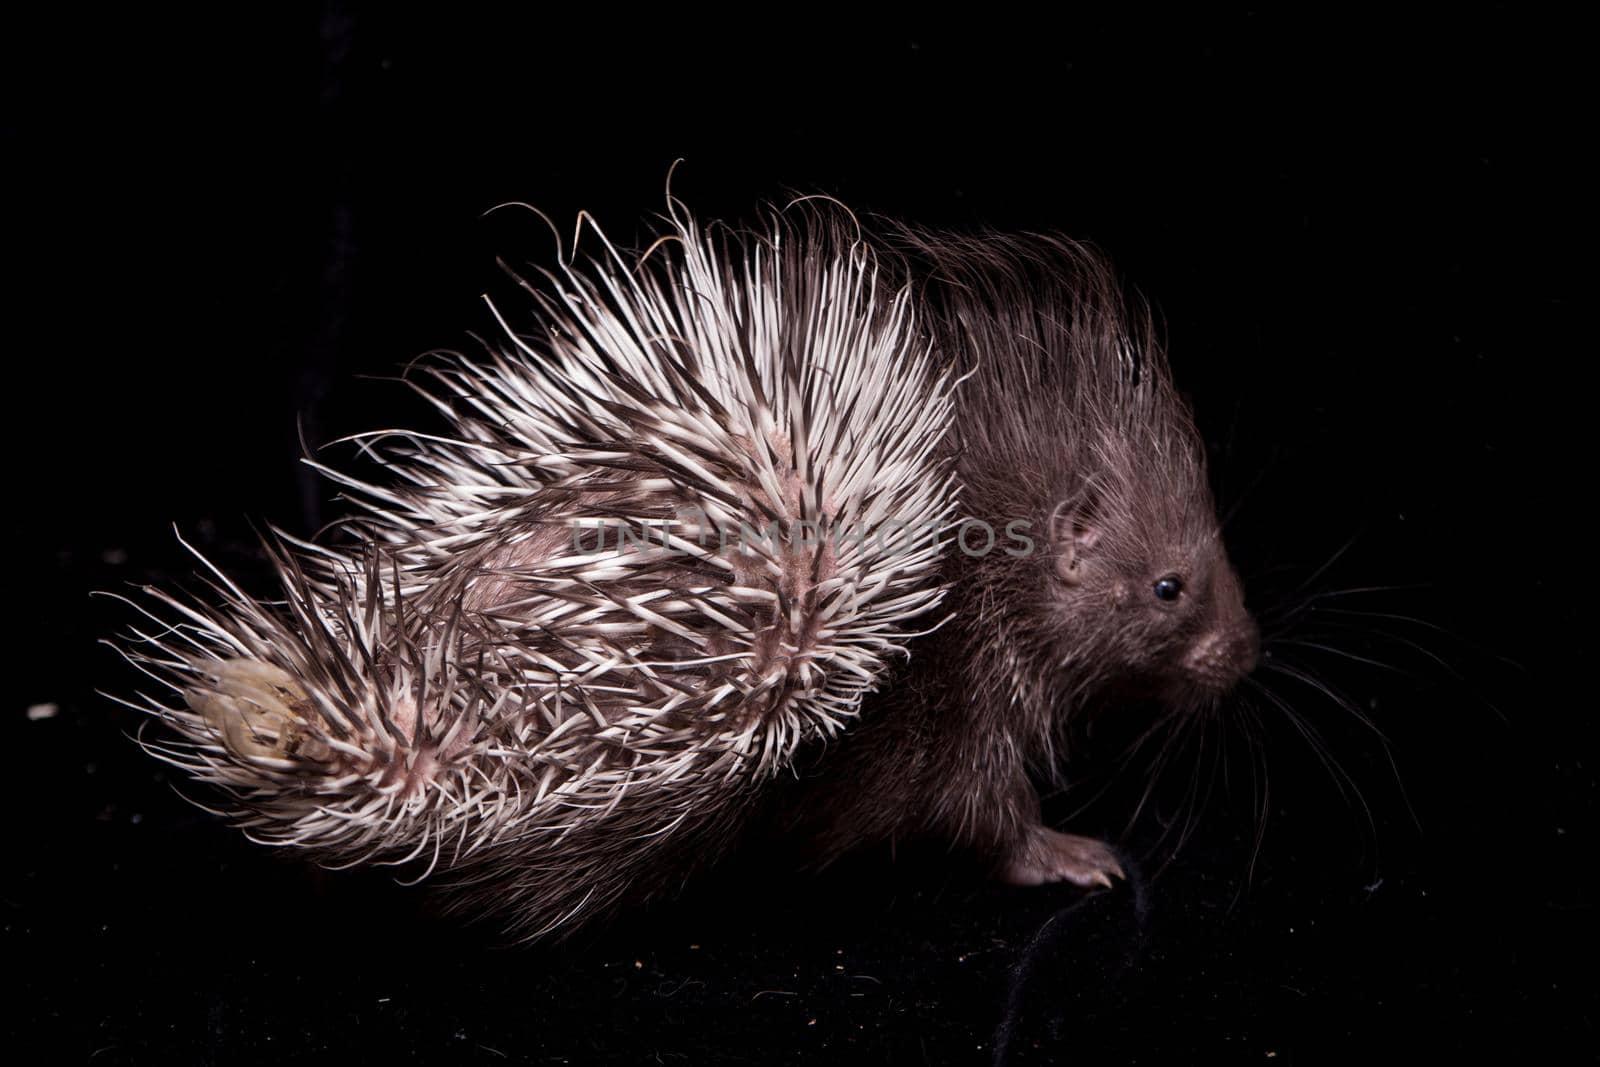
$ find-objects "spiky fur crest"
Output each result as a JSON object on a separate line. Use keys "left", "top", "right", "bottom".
{"left": 111, "top": 202, "right": 960, "bottom": 939}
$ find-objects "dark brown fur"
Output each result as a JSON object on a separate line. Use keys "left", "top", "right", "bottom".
{"left": 784, "top": 230, "right": 1259, "bottom": 884}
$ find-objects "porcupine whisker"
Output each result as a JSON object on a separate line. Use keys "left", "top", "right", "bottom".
{"left": 1049, "top": 701, "right": 1184, "bottom": 827}
{"left": 1299, "top": 583, "right": 1435, "bottom": 600}
{"left": 1257, "top": 583, "right": 1435, "bottom": 628}
{"left": 1261, "top": 655, "right": 1390, "bottom": 738}
{"left": 1220, "top": 694, "right": 1274, "bottom": 907}
{"left": 1145, "top": 704, "right": 1227, "bottom": 876}
{"left": 1122, "top": 707, "right": 1202, "bottom": 842}
{"left": 1244, "top": 674, "right": 1379, "bottom": 841}
{"left": 1274, "top": 611, "right": 1491, "bottom": 716}
{"left": 1278, "top": 529, "right": 1371, "bottom": 604}
{"left": 1311, "top": 605, "right": 1481, "bottom": 649}
{"left": 1270, "top": 637, "right": 1410, "bottom": 675}
{"left": 1176, "top": 710, "right": 1227, "bottom": 860}
{"left": 1257, "top": 584, "right": 1490, "bottom": 722}
{"left": 1261, "top": 653, "right": 1420, "bottom": 830}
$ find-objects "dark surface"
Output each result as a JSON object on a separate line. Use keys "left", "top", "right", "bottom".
{"left": 7, "top": 8, "right": 1590, "bottom": 1063}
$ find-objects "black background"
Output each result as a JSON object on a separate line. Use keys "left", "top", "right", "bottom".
{"left": 7, "top": 7, "right": 1590, "bottom": 1064}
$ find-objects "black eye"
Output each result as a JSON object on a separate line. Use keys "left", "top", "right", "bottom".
{"left": 1153, "top": 576, "right": 1183, "bottom": 602}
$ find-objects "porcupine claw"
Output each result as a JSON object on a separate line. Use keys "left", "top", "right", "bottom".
{"left": 1002, "top": 828, "right": 1126, "bottom": 889}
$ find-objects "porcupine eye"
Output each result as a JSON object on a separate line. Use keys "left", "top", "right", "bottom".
{"left": 1153, "top": 576, "right": 1183, "bottom": 602}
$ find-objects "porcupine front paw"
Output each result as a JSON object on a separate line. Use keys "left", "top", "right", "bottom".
{"left": 1001, "top": 827, "right": 1126, "bottom": 889}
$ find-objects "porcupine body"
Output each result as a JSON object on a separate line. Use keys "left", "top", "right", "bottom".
{"left": 782, "top": 230, "right": 1261, "bottom": 887}
{"left": 113, "top": 204, "right": 960, "bottom": 940}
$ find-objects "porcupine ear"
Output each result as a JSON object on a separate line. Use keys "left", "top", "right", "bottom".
{"left": 1051, "top": 487, "right": 1102, "bottom": 586}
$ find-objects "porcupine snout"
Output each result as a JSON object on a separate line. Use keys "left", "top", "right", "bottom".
{"left": 1182, "top": 617, "right": 1260, "bottom": 694}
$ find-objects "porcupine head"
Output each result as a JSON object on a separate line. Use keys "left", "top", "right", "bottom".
{"left": 859, "top": 232, "right": 1261, "bottom": 889}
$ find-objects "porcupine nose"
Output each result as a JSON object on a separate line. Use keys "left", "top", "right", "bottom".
{"left": 1185, "top": 621, "right": 1259, "bottom": 691}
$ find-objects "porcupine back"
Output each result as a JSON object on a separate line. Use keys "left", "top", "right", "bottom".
{"left": 111, "top": 203, "right": 961, "bottom": 940}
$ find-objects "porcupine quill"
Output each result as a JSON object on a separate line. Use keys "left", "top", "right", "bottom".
{"left": 106, "top": 198, "right": 963, "bottom": 941}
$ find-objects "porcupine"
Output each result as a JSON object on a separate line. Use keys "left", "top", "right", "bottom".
{"left": 111, "top": 202, "right": 963, "bottom": 941}
{"left": 778, "top": 229, "right": 1261, "bottom": 889}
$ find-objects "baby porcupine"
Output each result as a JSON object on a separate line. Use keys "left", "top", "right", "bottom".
{"left": 783, "top": 230, "right": 1260, "bottom": 888}
{"left": 111, "top": 203, "right": 963, "bottom": 940}
{"left": 110, "top": 200, "right": 1258, "bottom": 938}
